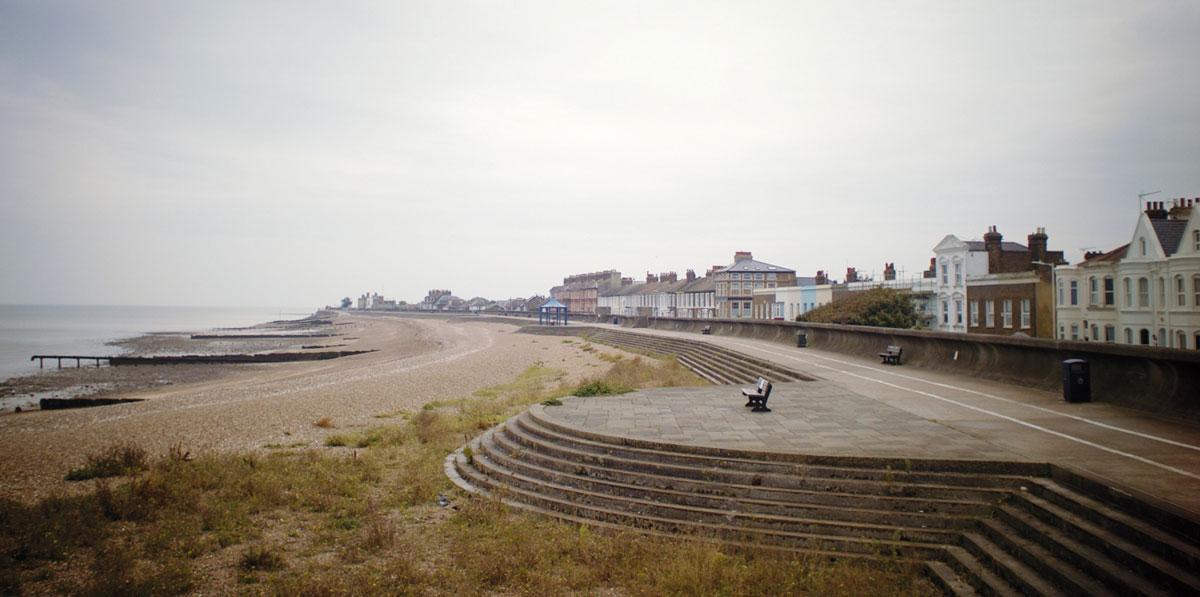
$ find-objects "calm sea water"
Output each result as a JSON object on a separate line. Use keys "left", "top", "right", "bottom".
{"left": 0, "top": 305, "right": 313, "bottom": 381}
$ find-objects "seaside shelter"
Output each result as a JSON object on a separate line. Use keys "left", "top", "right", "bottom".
{"left": 538, "top": 297, "right": 569, "bottom": 325}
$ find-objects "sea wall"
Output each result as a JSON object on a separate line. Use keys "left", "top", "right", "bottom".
{"left": 619, "top": 316, "right": 1200, "bottom": 419}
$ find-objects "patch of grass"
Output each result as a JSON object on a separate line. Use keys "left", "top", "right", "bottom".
{"left": 1, "top": 361, "right": 928, "bottom": 595}
{"left": 313, "top": 416, "right": 334, "bottom": 428}
{"left": 573, "top": 380, "right": 629, "bottom": 397}
{"left": 540, "top": 398, "right": 563, "bottom": 406}
{"left": 65, "top": 443, "right": 148, "bottom": 481}
{"left": 325, "top": 429, "right": 384, "bottom": 448}
{"left": 239, "top": 546, "right": 286, "bottom": 572}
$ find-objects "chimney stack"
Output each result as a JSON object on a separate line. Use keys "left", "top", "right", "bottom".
{"left": 660, "top": 272, "right": 677, "bottom": 283}
{"left": 621, "top": 277, "right": 633, "bottom": 286}
{"left": 685, "top": 269, "right": 696, "bottom": 282}
{"left": 924, "top": 257, "right": 937, "bottom": 279}
{"left": 733, "top": 251, "right": 753, "bottom": 262}
{"left": 845, "top": 267, "right": 859, "bottom": 283}
{"left": 984, "top": 225, "right": 1004, "bottom": 273}
{"left": 1146, "top": 201, "right": 1168, "bottom": 219}
{"left": 1028, "top": 227, "right": 1048, "bottom": 263}
{"left": 645, "top": 272, "right": 658, "bottom": 284}
{"left": 1169, "top": 198, "right": 1193, "bottom": 220}
{"left": 883, "top": 262, "right": 896, "bottom": 281}
{"left": 815, "top": 270, "right": 828, "bottom": 285}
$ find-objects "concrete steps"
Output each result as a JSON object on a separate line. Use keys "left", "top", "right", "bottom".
{"left": 448, "top": 404, "right": 1200, "bottom": 596}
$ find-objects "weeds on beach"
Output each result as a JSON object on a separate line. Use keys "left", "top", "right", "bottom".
{"left": 64, "top": 442, "right": 148, "bottom": 481}
{"left": 313, "top": 416, "right": 334, "bottom": 428}
{"left": 0, "top": 353, "right": 931, "bottom": 596}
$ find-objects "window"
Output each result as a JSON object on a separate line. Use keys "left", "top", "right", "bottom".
{"left": 1196, "top": 333, "right": 1200, "bottom": 350}
{"left": 1177, "top": 276, "right": 1186, "bottom": 307}
{"left": 1140, "top": 237, "right": 1146, "bottom": 256}
{"left": 1138, "top": 278, "right": 1149, "bottom": 307}
{"left": 743, "top": 301, "right": 752, "bottom": 317}
{"left": 1177, "top": 331, "right": 1186, "bottom": 349}
{"left": 732, "top": 273, "right": 740, "bottom": 280}
{"left": 969, "top": 301, "right": 979, "bottom": 326}
{"left": 1195, "top": 230, "right": 1199, "bottom": 251}
{"left": 1124, "top": 278, "right": 1132, "bottom": 306}
{"left": 1002, "top": 300, "right": 1013, "bottom": 328}
{"left": 1069, "top": 281, "right": 1078, "bottom": 305}
{"left": 1091, "top": 324, "right": 1099, "bottom": 340}
{"left": 955, "top": 299, "right": 963, "bottom": 325}
{"left": 767, "top": 273, "right": 777, "bottom": 281}
{"left": 941, "top": 263, "right": 948, "bottom": 284}
{"left": 1104, "top": 276, "right": 1114, "bottom": 306}
{"left": 1104, "top": 325, "right": 1115, "bottom": 342}
{"left": 1058, "top": 279, "right": 1065, "bottom": 305}
{"left": 941, "top": 300, "right": 949, "bottom": 324}
{"left": 1195, "top": 275, "right": 1200, "bottom": 306}
{"left": 1125, "top": 328, "right": 1133, "bottom": 344}
{"left": 1070, "top": 324, "right": 1079, "bottom": 340}
{"left": 985, "top": 301, "right": 995, "bottom": 327}
{"left": 1158, "top": 328, "right": 1166, "bottom": 347}
{"left": 1020, "top": 299, "right": 1031, "bottom": 329}
{"left": 1158, "top": 277, "right": 1166, "bottom": 307}
{"left": 1059, "top": 326, "right": 1065, "bottom": 339}
{"left": 1140, "top": 329, "right": 1150, "bottom": 345}
{"left": 1089, "top": 277, "right": 1099, "bottom": 305}
{"left": 755, "top": 273, "right": 764, "bottom": 280}
{"left": 954, "top": 263, "right": 962, "bottom": 286}
{"left": 731, "top": 302, "right": 740, "bottom": 317}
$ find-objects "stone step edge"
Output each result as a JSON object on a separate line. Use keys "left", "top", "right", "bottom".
{"left": 498, "top": 419, "right": 1002, "bottom": 512}
{"left": 512, "top": 413, "right": 1027, "bottom": 492}
{"left": 480, "top": 430, "right": 979, "bottom": 534}
{"left": 528, "top": 403, "right": 1049, "bottom": 477}
{"left": 591, "top": 330, "right": 810, "bottom": 381}
{"left": 454, "top": 447, "right": 952, "bottom": 557}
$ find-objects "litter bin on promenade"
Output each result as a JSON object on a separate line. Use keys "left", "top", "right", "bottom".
{"left": 796, "top": 331, "right": 808, "bottom": 348}
{"left": 1062, "top": 359, "right": 1091, "bottom": 403}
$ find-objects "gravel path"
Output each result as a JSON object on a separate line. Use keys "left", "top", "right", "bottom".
{"left": 0, "top": 313, "right": 613, "bottom": 501}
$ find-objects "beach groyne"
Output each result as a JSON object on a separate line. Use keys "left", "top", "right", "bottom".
{"left": 108, "top": 350, "right": 375, "bottom": 365}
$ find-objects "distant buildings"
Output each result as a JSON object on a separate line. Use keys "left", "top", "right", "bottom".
{"left": 1057, "top": 198, "right": 1200, "bottom": 348}
{"left": 713, "top": 252, "right": 797, "bottom": 319}
{"left": 551, "top": 271, "right": 622, "bottom": 315}
{"left": 355, "top": 292, "right": 398, "bottom": 310}
{"left": 933, "top": 226, "right": 1065, "bottom": 337}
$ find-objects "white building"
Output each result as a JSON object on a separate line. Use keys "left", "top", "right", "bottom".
{"left": 931, "top": 235, "right": 993, "bottom": 332}
{"left": 1056, "top": 198, "right": 1200, "bottom": 348}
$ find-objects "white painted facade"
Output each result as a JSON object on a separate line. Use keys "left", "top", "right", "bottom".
{"left": 932, "top": 235, "right": 990, "bottom": 333}
{"left": 1056, "top": 201, "right": 1200, "bottom": 348}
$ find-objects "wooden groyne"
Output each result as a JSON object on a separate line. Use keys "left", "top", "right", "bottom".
{"left": 189, "top": 333, "right": 337, "bottom": 339}
{"left": 40, "top": 397, "right": 143, "bottom": 410}
{"left": 107, "top": 350, "right": 375, "bottom": 365}
{"left": 30, "top": 355, "right": 111, "bottom": 369}
{"left": 30, "top": 350, "right": 374, "bottom": 369}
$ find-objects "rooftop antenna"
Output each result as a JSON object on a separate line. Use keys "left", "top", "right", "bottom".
{"left": 1138, "top": 190, "right": 1161, "bottom": 214}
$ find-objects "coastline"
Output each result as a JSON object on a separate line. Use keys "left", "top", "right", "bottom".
{"left": 0, "top": 312, "right": 328, "bottom": 414}
{"left": 0, "top": 313, "right": 622, "bottom": 502}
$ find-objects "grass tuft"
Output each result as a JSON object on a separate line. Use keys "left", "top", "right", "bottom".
{"left": 313, "top": 416, "right": 334, "bottom": 428}
{"left": 65, "top": 443, "right": 149, "bottom": 481}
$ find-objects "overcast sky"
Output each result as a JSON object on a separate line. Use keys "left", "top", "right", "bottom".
{"left": 2, "top": 2, "right": 1198, "bottom": 308}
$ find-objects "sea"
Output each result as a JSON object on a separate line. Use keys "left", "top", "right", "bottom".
{"left": 0, "top": 304, "right": 313, "bottom": 382}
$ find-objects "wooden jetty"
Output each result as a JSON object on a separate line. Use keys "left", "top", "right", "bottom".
{"left": 30, "top": 355, "right": 111, "bottom": 369}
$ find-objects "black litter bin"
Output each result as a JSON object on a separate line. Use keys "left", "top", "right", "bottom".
{"left": 1062, "top": 359, "right": 1091, "bottom": 403}
{"left": 796, "top": 332, "right": 807, "bottom": 348}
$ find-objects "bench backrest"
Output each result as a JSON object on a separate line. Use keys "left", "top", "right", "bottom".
{"left": 887, "top": 345, "right": 901, "bottom": 354}
{"left": 756, "top": 377, "right": 767, "bottom": 392}
{"left": 761, "top": 382, "right": 773, "bottom": 398}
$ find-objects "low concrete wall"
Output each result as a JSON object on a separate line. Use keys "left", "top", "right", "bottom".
{"left": 618, "top": 316, "right": 1200, "bottom": 420}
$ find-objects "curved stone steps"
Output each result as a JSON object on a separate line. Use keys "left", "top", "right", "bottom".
{"left": 449, "top": 403, "right": 1200, "bottom": 596}
{"left": 482, "top": 428, "right": 979, "bottom": 532}
{"left": 581, "top": 328, "right": 811, "bottom": 384}
{"left": 519, "top": 410, "right": 1031, "bottom": 492}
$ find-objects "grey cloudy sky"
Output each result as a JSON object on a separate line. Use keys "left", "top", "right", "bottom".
{"left": 2, "top": 1, "right": 1198, "bottom": 308}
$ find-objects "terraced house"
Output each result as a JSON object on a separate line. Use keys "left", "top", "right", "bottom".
{"left": 713, "top": 251, "right": 796, "bottom": 319}
{"left": 551, "top": 270, "right": 621, "bottom": 315}
{"left": 1057, "top": 198, "right": 1200, "bottom": 348}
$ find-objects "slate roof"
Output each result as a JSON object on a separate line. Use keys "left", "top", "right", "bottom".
{"left": 1151, "top": 219, "right": 1188, "bottom": 256}
{"left": 963, "top": 240, "right": 1028, "bottom": 252}
{"left": 1082, "top": 244, "right": 1129, "bottom": 264}
{"left": 681, "top": 276, "right": 715, "bottom": 293}
{"left": 716, "top": 258, "right": 795, "bottom": 274}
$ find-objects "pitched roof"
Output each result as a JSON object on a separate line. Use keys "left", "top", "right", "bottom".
{"left": 963, "top": 240, "right": 1028, "bottom": 252}
{"left": 1151, "top": 219, "right": 1188, "bottom": 256}
{"left": 716, "top": 258, "right": 795, "bottom": 274}
{"left": 540, "top": 297, "right": 567, "bottom": 309}
{"left": 681, "top": 276, "right": 715, "bottom": 292}
{"left": 1082, "top": 244, "right": 1128, "bottom": 265}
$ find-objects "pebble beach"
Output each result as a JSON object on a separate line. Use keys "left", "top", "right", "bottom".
{"left": 0, "top": 312, "right": 613, "bottom": 501}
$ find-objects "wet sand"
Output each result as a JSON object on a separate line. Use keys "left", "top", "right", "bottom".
{"left": 0, "top": 313, "right": 614, "bottom": 501}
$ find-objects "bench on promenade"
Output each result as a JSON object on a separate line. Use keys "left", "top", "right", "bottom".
{"left": 741, "top": 377, "right": 773, "bottom": 412}
{"left": 878, "top": 345, "right": 902, "bottom": 365}
{"left": 701, "top": 325, "right": 712, "bottom": 335}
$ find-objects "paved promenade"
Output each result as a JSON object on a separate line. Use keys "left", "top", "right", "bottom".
{"left": 550, "top": 322, "right": 1200, "bottom": 518}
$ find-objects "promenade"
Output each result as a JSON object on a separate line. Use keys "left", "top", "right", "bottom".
{"left": 566, "top": 322, "right": 1200, "bottom": 518}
